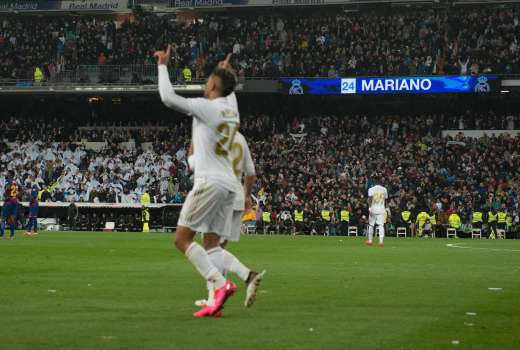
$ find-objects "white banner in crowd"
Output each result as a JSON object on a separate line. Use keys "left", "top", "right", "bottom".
{"left": 442, "top": 130, "right": 520, "bottom": 139}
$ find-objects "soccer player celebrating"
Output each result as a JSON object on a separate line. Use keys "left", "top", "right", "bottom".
{"left": 1, "top": 170, "right": 19, "bottom": 240}
{"left": 155, "top": 46, "right": 242, "bottom": 317}
{"left": 25, "top": 183, "right": 40, "bottom": 236}
{"left": 191, "top": 132, "right": 266, "bottom": 310}
{"left": 366, "top": 175, "right": 388, "bottom": 247}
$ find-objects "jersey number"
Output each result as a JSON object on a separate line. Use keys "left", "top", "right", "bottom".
{"left": 215, "top": 123, "right": 243, "bottom": 176}
{"left": 372, "top": 193, "right": 384, "bottom": 204}
{"left": 9, "top": 185, "right": 18, "bottom": 198}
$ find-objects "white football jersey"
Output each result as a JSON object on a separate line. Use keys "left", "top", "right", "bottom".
{"left": 232, "top": 132, "right": 256, "bottom": 210}
{"left": 368, "top": 184, "right": 388, "bottom": 215}
{"left": 187, "top": 93, "right": 242, "bottom": 192}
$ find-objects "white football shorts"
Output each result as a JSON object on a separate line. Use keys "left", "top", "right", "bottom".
{"left": 177, "top": 179, "right": 236, "bottom": 237}
{"left": 369, "top": 213, "right": 385, "bottom": 226}
{"left": 221, "top": 209, "right": 244, "bottom": 242}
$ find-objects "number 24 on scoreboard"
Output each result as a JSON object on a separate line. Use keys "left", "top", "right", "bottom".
{"left": 341, "top": 78, "right": 356, "bottom": 94}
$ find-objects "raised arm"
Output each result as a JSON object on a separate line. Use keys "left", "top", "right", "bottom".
{"left": 154, "top": 45, "right": 190, "bottom": 115}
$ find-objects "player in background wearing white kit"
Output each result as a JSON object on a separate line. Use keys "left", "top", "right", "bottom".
{"left": 155, "top": 47, "right": 241, "bottom": 317}
{"left": 189, "top": 133, "right": 266, "bottom": 309}
{"left": 366, "top": 175, "right": 388, "bottom": 247}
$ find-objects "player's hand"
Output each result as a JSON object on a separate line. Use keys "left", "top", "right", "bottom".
{"left": 218, "top": 53, "right": 233, "bottom": 70}
{"left": 154, "top": 44, "right": 171, "bottom": 66}
{"left": 245, "top": 196, "right": 253, "bottom": 212}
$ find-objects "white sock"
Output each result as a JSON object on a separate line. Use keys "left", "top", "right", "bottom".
{"left": 185, "top": 242, "right": 226, "bottom": 289}
{"left": 368, "top": 225, "right": 374, "bottom": 242}
{"left": 222, "top": 249, "right": 250, "bottom": 282}
{"left": 207, "top": 246, "right": 226, "bottom": 276}
{"left": 379, "top": 225, "right": 385, "bottom": 244}
{"left": 206, "top": 281, "right": 215, "bottom": 307}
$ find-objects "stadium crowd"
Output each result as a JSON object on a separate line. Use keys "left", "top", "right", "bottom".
{"left": 1, "top": 111, "right": 520, "bottom": 237}
{"left": 1, "top": 5, "right": 520, "bottom": 81}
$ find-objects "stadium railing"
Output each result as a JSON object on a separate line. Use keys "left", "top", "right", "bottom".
{"left": 3, "top": 65, "right": 520, "bottom": 85}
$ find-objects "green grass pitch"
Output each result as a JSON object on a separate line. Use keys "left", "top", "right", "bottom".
{"left": 1, "top": 232, "right": 519, "bottom": 350}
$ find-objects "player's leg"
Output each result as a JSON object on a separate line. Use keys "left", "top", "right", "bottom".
{"left": 175, "top": 181, "right": 229, "bottom": 289}
{"left": 194, "top": 234, "right": 227, "bottom": 310}
{"left": 7, "top": 204, "right": 17, "bottom": 239}
{"left": 367, "top": 213, "right": 375, "bottom": 245}
{"left": 190, "top": 186, "right": 239, "bottom": 317}
{"left": 0, "top": 215, "right": 5, "bottom": 238}
{"left": 32, "top": 208, "right": 39, "bottom": 234}
{"left": 219, "top": 244, "right": 265, "bottom": 307}
{"left": 175, "top": 226, "right": 226, "bottom": 288}
{"left": 203, "top": 233, "right": 226, "bottom": 276}
{"left": 25, "top": 215, "right": 32, "bottom": 235}
{"left": 217, "top": 211, "right": 253, "bottom": 281}
{"left": 217, "top": 210, "right": 266, "bottom": 308}
{"left": 30, "top": 211, "right": 39, "bottom": 235}
{"left": 377, "top": 215, "right": 385, "bottom": 246}
{"left": 25, "top": 208, "right": 36, "bottom": 235}
{"left": 0, "top": 207, "right": 5, "bottom": 238}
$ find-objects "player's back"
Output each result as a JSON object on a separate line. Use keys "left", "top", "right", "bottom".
{"left": 4, "top": 180, "right": 19, "bottom": 203}
{"left": 368, "top": 184, "right": 387, "bottom": 214}
{"left": 233, "top": 132, "right": 255, "bottom": 181}
{"left": 189, "top": 95, "right": 241, "bottom": 192}
{"left": 231, "top": 132, "right": 255, "bottom": 210}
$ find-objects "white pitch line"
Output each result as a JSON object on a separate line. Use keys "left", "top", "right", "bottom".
{"left": 446, "top": 243, "right": 520, "bottom": 252}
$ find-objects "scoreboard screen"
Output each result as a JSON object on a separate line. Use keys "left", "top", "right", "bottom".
{"left": 279, "top": 76, "right": 501, "bottom": 95}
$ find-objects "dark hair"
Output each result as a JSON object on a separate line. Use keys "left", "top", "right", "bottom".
{"left": 212, "top": 67, "right": 237, "bottom": 97}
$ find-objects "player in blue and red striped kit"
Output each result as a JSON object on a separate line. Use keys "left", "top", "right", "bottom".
{"left": 1, "top": 171, "right": 19, "bottom": 240}
{"left": 25, "top": 184, "right": 39, "bottom": 236}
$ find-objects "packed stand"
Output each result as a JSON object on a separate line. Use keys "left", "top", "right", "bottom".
{"left": 0, "top": 139, "right": 193, "bottom": 205}
{"left": 240, "top": 113, "right": 520, "bottom": 238}
{"left": 1, "top": 5, "right": 520, "bottom": 81}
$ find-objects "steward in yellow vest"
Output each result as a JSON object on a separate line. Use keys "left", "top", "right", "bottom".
{"left": 340, "top": 210, "right": 349, "bottom": 222}
{"left": 339, "top": 209, "right": 350, "bottom": 236}
{"left": 416, "top": 211, "right": 429, "bottom": 237}
{"left": 182, "top": 66, "right": 192, "bottom": 82}
{"left": 319, "top": 209, "right": 331, "bottom": 236}
{"left": 472, "top": 210, "right": 483, "bottom": 229}
{"left": 321, "top": 210, "right": 331, "bottom": 221}
{"left": 294, "top": 208, "right": 304, "bottom": 235}
{"left": 401, "top": 211, "right": 411, "bottom": 223}
{"left": 140, "top": 191, "right": 151, "bottom": 232}
{"left": 497, "top": 211, "right": 507, "bottom": 230}
{"left": 448, "top": 213, "right": 461, "bottom": 229}
{"left": 34, "top": 66, "right": 43, "bottom": 84}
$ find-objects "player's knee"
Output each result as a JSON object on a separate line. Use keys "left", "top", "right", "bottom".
{"left": 174, "top": 235, "right": 190, "bottom": 251}
{"left": 202, "top": 233, "right": 220, "bottom": 250}
{"left": 174, "top": 226, "right": 194, "bottom": 252}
